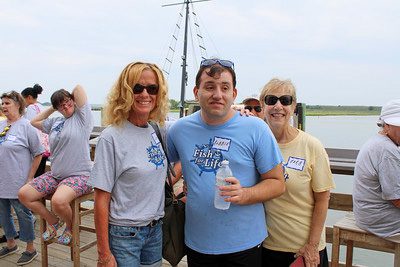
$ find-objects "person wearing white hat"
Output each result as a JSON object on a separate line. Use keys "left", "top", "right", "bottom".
{"left": 353, "top": 99, "right": 400, "bottom": 238}
{"left": 242, "top": 96, "right": 265, "bottom": 119}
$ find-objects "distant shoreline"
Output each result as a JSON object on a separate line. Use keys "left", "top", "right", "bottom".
{"left": 42, "top": 103, "right": 381, "bottom": 117}
{"left": 305, "top": 105, "right": 380, "bottom": 116}
{"left": 169, "top": 105, "right": 381, "bottom": 116}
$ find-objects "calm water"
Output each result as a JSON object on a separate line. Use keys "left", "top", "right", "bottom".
{"left": 92, "top": 111, "right": 391, "bottom": 266}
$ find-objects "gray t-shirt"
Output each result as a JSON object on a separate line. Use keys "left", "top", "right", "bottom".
{"left": 42, "top": 103, "right": 93, "bottom": 179}
{"left": 24, "top": 103, "right": 45, "bottom": 120}
{"left": 0, "top": 118, "right": 44, "bottom": 198}
{"left": 88, "top": 121, "right": 167, "bottom": 227}
{"left": 353, "top": 133, "right": 400, "bottom": 237}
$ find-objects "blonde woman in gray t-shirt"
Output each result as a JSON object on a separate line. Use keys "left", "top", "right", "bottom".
{"left": 88, "top": 62, "right": 169, "bottom": 267}
{"left": 19, "top": 85, "right": 93, "bottom": 246}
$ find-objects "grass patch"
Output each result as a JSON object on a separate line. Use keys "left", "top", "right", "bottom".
{"left": 305, "top": 105, "right": 381, "bottom": 116}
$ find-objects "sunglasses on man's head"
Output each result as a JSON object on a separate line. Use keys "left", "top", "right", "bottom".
{"left": 244, "top": 105, "right": 262, "bottom": 113}
{"left": 264, "top": 95, "right": 293, "bottom": 106}
{"left": 200, "top": 59, "right": 235, "bottom": 70}
{"left": 132, "top": 84, "right": 159, "bottom": 95}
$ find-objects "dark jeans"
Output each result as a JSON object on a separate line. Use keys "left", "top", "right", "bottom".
{"left": 186, "top": 244, "right": 262, "bottom": 267}
{"left": 262, "top": 247, "right": 329, "bottom": 267}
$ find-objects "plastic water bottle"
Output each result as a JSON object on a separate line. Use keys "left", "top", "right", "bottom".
{"left": 214, "top": 160, "right": 232, "bottom": 210}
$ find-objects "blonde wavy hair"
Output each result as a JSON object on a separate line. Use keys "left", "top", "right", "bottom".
{"left": 259, "top": 78, "right": 297, "bottom": 108}
{"left": 103, "top": 62, "right": 169, "bottom": 126}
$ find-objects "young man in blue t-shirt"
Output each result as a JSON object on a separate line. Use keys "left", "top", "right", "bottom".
{"left": 167, "top": 58, "right": 286, "bottom": 266}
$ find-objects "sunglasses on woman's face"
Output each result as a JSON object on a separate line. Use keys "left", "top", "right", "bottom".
{"left": 244, "top": 105, "right": 262, "bottom": 113}
{"left": 132, "top": 84, "right": 159, "bottom": 95}
{"left": 264, "top": 95, "right": 293, "bottom": 106}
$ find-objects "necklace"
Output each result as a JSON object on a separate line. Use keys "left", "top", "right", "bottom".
{"left": 0, "top": 125, "right": 11, "bottom": 137}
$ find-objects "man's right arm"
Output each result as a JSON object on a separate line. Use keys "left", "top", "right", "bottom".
{"left": 222, "top": 163, "right": 285, "bottom": 205}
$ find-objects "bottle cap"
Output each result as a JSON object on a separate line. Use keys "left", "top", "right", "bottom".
{"left": 221, "top": 160, "right": 229, "bottom": 165}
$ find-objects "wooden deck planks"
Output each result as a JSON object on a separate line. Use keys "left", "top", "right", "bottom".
{"left": 0, "top": 210, "right": 187, "bottom": 266}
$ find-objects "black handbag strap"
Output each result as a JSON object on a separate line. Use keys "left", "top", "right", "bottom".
{"left": 149, "top": 121, "right": 176, "bottom": 191}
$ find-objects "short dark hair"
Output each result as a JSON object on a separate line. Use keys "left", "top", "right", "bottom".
{"left": 21, "top": 84, "right": 43, "bottom": 99}
{"left": 50, "top": 89, "right": 74, "bottom": 109}
{"left": 195, "top": 62, "right": 236, "bottom": 88}
{"left": 1, "top": 91, "right": 26, "bottom": 115}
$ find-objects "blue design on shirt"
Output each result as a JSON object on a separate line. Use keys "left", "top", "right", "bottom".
{"left": 147, "top": 142, "right": 165, "bottom": 169}
{"left": 52, "top": 120, "right": 65, "bottom": 134}
{"left": 190, "top": 138, "right": 224, "bottom": 176}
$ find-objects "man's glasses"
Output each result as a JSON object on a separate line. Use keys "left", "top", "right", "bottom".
{"left": 200, "top": 59, "right": 235, "bottom": 70}
{"left": 244, "top": 105, "right": 262, "bottom": 113}
{"left": 132, "top": 84, "right": 159, "bottom": 95}
{"left": 264, "top": 95, "right": 293, "bottom": 106}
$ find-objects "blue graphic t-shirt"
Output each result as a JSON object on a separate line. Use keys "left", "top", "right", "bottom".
{"left": 167, "top": 111, "right": 283, "bottom": 254}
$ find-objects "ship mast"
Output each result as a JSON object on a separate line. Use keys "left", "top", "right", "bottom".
{"left": 163, "top": 0, "right": 210, "bottom": 117}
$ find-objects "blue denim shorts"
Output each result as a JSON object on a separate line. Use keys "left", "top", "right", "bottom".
{"left": 109, "top": 222, "right": 162, "bottom": 267}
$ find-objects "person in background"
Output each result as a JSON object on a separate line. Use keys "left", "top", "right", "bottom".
{"left": 260, "top": 78, "right": 334, "bottom": 267}
{"left": 88, "top": 62, "right": 169, "bottom": 267}
{"left": 21, "top": 84, "right": 50, "bottom": 177}
{"left": 0, "top": 108, "right": 5, "bottom": 121}
{"left": 242, "top": 96, "right": 264, "bottom": 119}
{"left": 353, "top": 99, "right": 400, "bottom": 238}
{"left": 0, "top": 91, "right": 43, "bottom": 265}
{"left": 167, "top": 58, "right": 285, "bottom": 267}
{"left": 18, "top": 85, "right": 93, "bottom": 246}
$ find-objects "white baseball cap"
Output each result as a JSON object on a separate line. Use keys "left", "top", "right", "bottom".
{"left": 242, "top": 96, "right": 259, "bottom": 104}
{"left": 379, "top": 99, "right": 400, "bottom": 126}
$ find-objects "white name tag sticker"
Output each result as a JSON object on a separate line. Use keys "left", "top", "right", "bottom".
{"left": 286, "top": 156, "right": 306, "bottom": 171}
{"left": 7, "top": 134, "right": 17, "bottom": 141}
{"left": 151, "top": 132, "right": 160, "bottom": 145}
{"left": 212, "top": 136, "right": 231, "bottom": 151}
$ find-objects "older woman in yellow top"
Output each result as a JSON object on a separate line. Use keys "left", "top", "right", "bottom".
{"left": 260, "top": 78, "right": 335, "bottom": 267}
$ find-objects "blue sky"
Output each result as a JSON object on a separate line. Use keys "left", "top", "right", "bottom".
{"left": 1, "top": 0, "right": 399, "bottom": 106}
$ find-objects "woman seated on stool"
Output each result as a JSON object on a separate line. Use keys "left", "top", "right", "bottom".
{"left": 353, "top": 99, "right": 400, "bottom": 238}
{"left": 19, "top": 85, "right": 93, "bottom": 245}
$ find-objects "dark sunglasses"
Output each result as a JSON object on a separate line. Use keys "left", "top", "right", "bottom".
{"left": 264, "top": 95, "right": 293, "bottom": 106}
{"left": 132, "top": 84, "right": 159, "bottom": 95}
{"left": 244, "top": 105, "right": 262, "bottom": 113}
{"left": 200, "top": 59, "right": 235, "bottom": 70}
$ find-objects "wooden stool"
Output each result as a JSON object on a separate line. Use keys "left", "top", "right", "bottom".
{"left": 40, "top": 192, "right": 97, "bottom": 267}
{"left": 331, "top": 212, "right": 400, "bottom": 267}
